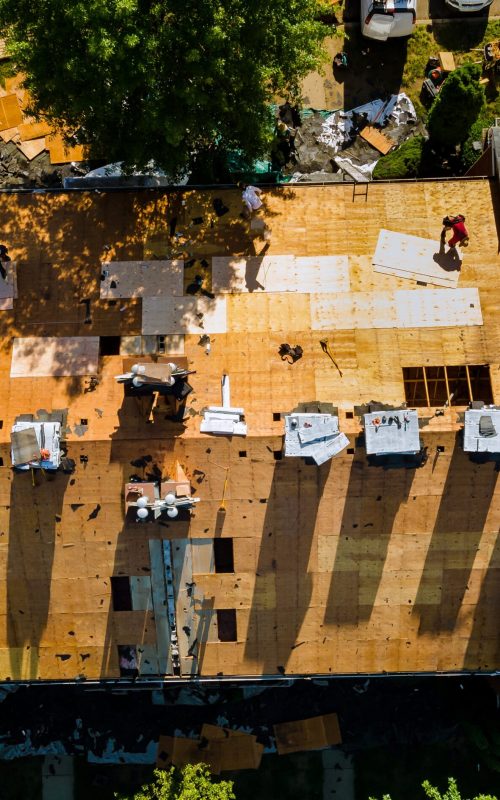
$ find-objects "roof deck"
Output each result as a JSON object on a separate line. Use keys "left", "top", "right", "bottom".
{"left": 0, "top": 179, "right": 499, "bottom": 680}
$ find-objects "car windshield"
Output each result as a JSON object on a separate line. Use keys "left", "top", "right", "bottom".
{"left": 368, "top": 0, "right": 414, "bottom": 12}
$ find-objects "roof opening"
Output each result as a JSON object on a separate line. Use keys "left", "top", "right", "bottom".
{"left": 403, "top": 365, "right": 493, "bottom": 407}
{"left": 217, "top": 609, "right": 237, "bottom": 642}
{"left": 100, "top": 336, "right": 121, "bottom": 356}
{"left": 111, "top": 576, "right": 132, "bottom": 611}
{"left": 214, "top": 538, "right": 234, "bottom": 573}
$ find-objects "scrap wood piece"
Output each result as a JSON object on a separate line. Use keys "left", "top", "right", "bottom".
{"left": 200, "top": 725, "right": 263, "bottom": 771}
{"left": 47, "top": 132, "right": 87, "bottom": 164}
{"left": 18, "top": 119, "right": 52, "bottom": 141}
{"left": 359, "top": 125, "right": 393, "bottom": 155}
{"left": 0, "top": 126, "right": 19, "bottom": 143}
{"left": 274, "top": 712, "right": 342, "bottom": 755}
{"left": 200, "top": 723, "right": 256, "bottom": 742}
{"left": 0, "top": 94, "right": 22, "bottom": 131}
{"left": 439, "top": 51, "right": 456, "bottom": 72}
{"left": 333, "top": 156, "right": 371, "bottom": 183}
{"left": 156, "top": 735, "right": 219, "bottom": 771}
{"left": 16, "top": 137, "right": 46, "bottom": 161}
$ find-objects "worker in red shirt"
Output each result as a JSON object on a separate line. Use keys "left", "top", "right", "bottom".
{"left": 441, "top": 214, "right": 469, "bottom": 249}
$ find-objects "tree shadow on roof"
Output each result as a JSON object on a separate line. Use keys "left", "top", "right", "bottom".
{"left": 324, "top": 456, "right": 413, "bottom": 630}
{"left": 413, "top": 436, "right": 498, "bottom": 636}
{"left": 6, "top": 469, "right": 70, "bottom": 680}
{"left": 463, "top": 524, "right": 500, "bottom": 671}
{"left": 243, "top": 455, "right": 332, "bottom": 676}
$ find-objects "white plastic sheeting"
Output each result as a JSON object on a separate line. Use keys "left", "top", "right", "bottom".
{"left": 318, "top": 93, "right": 417, "bottom": 153}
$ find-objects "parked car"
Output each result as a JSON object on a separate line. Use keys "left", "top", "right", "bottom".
{"left": 445, "top": 0, "right": 492, "bottom": 11}
{"left": 361, "top": 0, "right": 416, "bottom": 40}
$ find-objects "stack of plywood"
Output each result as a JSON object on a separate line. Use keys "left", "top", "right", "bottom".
{"left": 0, "top": 74, "right": 87, "bottom": 163}
{"left": 156, "top": 724, "right": 264, "bottom": 774}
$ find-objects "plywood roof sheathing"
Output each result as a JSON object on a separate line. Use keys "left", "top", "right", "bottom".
{"left": 11, "top": 336, "right": 100, "bottom": 377}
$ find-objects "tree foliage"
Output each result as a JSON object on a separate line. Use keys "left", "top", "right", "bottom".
{"left": 427, "top": 63, "right": 485, "bottom": 150}
{"left": 373, "top": 135, "right": 424, "bottom": 179}
{"left": 114, "top": 765, "right": 235, "bottom": 800}
{"left": 0, "top": 0, "right": 326, "bottom": 175}
{"left": 370, "top": 777, "right": 498, "bottom": 800}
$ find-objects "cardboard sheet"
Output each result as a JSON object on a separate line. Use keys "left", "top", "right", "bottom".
{"left": 10, "top": 336, "right": 100, "bottom": 377}
{"left": 100, "top": 260, "right": 184, "bottom": 299}
{"left": 373, "top": 229, "right": 460, "bottom": 288}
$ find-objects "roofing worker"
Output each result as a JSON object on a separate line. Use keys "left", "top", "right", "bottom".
{"left": 239, "top": 183, "right": 263, "bottom": 218}
{"left": 441, "top": 214, "right": 469, "bottom": 249}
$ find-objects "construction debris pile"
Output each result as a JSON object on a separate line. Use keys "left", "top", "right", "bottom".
{"left": 288, "top": 94, "right": 421, "bottom": 182}
{"left": 0, "top": 75, "right": 88, "bottom": 188}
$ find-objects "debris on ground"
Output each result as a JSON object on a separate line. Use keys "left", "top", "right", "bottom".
{"left": 288, "top": 94, "right": 422, "bottom": 182}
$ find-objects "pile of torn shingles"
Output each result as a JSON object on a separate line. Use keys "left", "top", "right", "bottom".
{"left": 0, "top": 74, "right": 89, "bottom": 188}
{"left": 287, "top": 94, "right": 425, "bottom": 183}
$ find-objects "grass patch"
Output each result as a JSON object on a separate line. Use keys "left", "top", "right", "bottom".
{"left": 402, "top": 26, "right": 434, "bottom": 88}
{"left": 432, "top": 19, "right": 500, "bottom": 54}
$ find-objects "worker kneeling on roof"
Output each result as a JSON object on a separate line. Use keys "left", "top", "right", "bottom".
{"left": 441, "top": 214, "right": 469, "bottom": 249}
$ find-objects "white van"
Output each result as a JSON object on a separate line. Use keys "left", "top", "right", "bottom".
{"left": 361, "top": 0, "right": 416, "bottom": 40}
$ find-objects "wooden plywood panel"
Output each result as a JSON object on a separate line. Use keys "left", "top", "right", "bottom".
{"left": 47, "top": 133, "right": 86, "bottom": 164}
{"left": 212, "top": 255, "right": 350, "bottom": 294}
{"left": 359, "top": 126, "right": 393, "bottom": 155}
{"left": 373, "top": 230, "right": 460, "bottom": 288}
{"left": 142, "top": 295, "right": 227, "bottom": 335}
{"left": 11, "top": 336, "right": 99, "bottom": 377}
{"left": 0, "top": 94, "right": 22, "bottom": 131}
{"left": 274, "top": 713, "right": 342, "bottom": 754}
{"left": 100, "top": 260, "right": 184, "bottom": 299}
{"left": 310, "top": 289, "right": 483, "bottom": 330}
{"left": 18, "top": 120, "right": 52, "bottom": 141}
{"left": 395, "top": 288, "right": 482, "bottom": 328}
{"left": 16, "top": 137, "right": 46, "bottom": 161}
{"left": 0, "top": 126, "right": 19, "bottom": 143}
{"left": 226, "top": 293, "right": 311, "bottom": 333}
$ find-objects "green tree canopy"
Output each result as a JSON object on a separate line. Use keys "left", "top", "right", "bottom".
{"left": 115, "top": 765, "right": 235, "bottom": 800}
{"left": 0, "top": 0, "right": 326, "bottom": 176}
{"left": 427, "top": 63, "right": 485, "bottom": 151}
{"left": 371, "top": 777, "right": 498, "bottom": 800}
